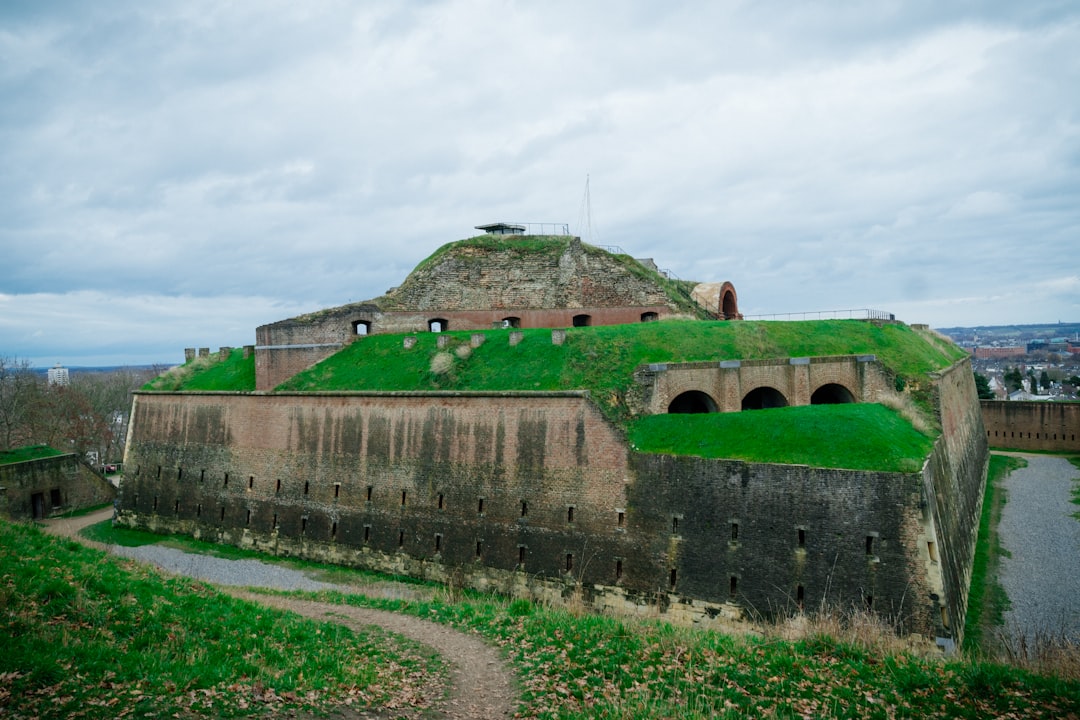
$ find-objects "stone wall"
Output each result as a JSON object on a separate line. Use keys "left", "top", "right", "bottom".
{"left": 254, "top": 237, "right": 705, "bottom": 389}
{"left": 118, "top": 363, "right": 987, "bottom": 640}
{"left": 627, "top": 454, "right": 938, "bottom": 634}
{"left": 0, "top": 454, "right": 117, "bottom": 520}
{"left": 981, "top": 401, "right": 1080, "bottom": 452}
{"left": 922, "top": 358, "right": 990, "bottom": 647}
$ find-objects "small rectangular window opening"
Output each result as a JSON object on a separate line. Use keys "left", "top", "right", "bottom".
{"left": 518, "top": 546, "right": 526, "bottom": 567}
{"left": 223, "top": 472, "right": 229, "bottom": 488}
{"left": 398, "top": 530, "right": 405, "bottom": 547}
{"left": 156, "top": 466, "right": 162, "bottom": 480}
{"left": 927, "top": 540, "right": 938, "bottom": 562}
{"left": 669, "top": 568, "right": 677, "bottom": 589}
{"left": 796, "top": 584, "right": 805, "bottom": 607}
{"left": 797, "top": 528, "right": 806, "bottom": 547}
{"left": 248, "top": 476, "right": 254, "bottom": 490}
{"left": 363, "top": 525, "right": 371, "bottom": 542}
{"left": 617, "top": 510, "right": 625, "bottom": 528}
{"left": 615, "top": 559, "right": 623, "bottom": 580}
{"left": 304, "top": 481, "right": 310, "bottom": 495}
{"left": 366, "top": 485, "right": 373, "bottom": 502}
{"left": 276, "top": 478, "right": 281, "bottom": 494}
{"left": 730, "top": 522, "right": 739, "bottom": 541}
{"left": 435, "top": 534, "right": 442, "bottom": 552}
{"left": 246, "top": 509, "right": 251, "bottom": 525}
{"left": 177, "top": 468, "right": 183, "bottom": 482}
{"left": 197, "top": 503, "right": 202, "bottom": 517}
{"left": 401, "top": 489, "right": 407, "bottom": 506}
{"left": 332, "top": 521, "right": 338, "bottom": 539}
{"left": 152, "top": 496, "right": 158, "bottom": 511}
{"left": 220, "top": 506, "right": 226, "bottom": 521}
{"left": 301, "top": 517, "right": 307, "bottom": 535}
{"left": 866, "top": 535, "right": 875, "bottom": 555}
{"left": 567, "top": 506, "right": 575, "bottom": 523}
{"left": 521, "top": 500, "right": 528, "bottom": 517}
{"left": 865, "top": 595, "right": 874, "bottom": 610}
{"left": 50, "top": 488, "right": 62, "bottom": 507}
{"left": 200, "top": 469, "right": 206, "bottom": 483}
{"left": 671, "top": 516, "right": 680, "bottom": 535}
{"left": 566, "top": 553, "right": 574, "bottom": 572}
{"left": 475, "top": 540, "right": 483, "bottom": 558}
{"left": 478, "top": 497, "right": 485, "bottom": 514}
{"left": 334, "top": 483, "right": 341, "bottom": 498}
{"left": 438, "top": 493, "right": 444, "bottom": 510}
{"left": 272, "top": 513, "right": 278, "bottom": 529}
{"left": 729, "top": 576, "right": 738, "bottom": 597}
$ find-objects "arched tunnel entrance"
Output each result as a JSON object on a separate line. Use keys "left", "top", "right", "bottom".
{"left": 741, "top": 387, "right": 788, "bottom": 410}
{"left": 667, "top": 391, "right": 718, "bottom": 414}
{"left": 811, "top": 383, "right": 856, "bottom": 404}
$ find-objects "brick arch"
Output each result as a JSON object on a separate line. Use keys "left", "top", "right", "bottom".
{"left": 668, "top": 390, "right": 718, "bottom": 414}
{"left": 810, "top": 382, "right": 856, "bottom": 404}
{"left": 719, "top": 282, "right": 740, "bottom": 320}
{"left": 741, "top": 386, "right": 788, "bottom": 410}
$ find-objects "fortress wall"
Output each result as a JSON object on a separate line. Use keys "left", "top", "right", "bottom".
{"left": 627, "top": 454, "right": 937, "bottom": 635}
{"left": 981, "top": 401, "right": 1080, "bottom": 452}
{"left": 920, "top": 358, "right": 990, "bottom": 646}
{"left": 119, "top": 392, "right": 642, "bottom": 589}
{"left": 0, "top": 454, "right": 116, "bottom": 520}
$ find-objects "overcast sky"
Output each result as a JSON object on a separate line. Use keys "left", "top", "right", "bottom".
{"left": 2, "top": 1, "right": 1078, "bottom": 367}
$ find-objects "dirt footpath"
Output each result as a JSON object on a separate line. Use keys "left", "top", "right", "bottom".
{"left": 43, "top": 510, "right": 518, "bottom": 720}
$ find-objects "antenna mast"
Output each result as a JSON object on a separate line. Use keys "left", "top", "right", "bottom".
{"left": 577, "top": 174, "right": 598, "bottom": 243}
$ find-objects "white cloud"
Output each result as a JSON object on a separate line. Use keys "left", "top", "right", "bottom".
{"left": 1, "top": 1, "right": 1079, "bottom": 365}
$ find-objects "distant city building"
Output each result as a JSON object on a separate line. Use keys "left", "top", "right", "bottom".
{"left": 46, "top": 363, "right": 69, "bottom": 386}
{"left": 973, "top": 346, "right": 1026, "bottom": 359}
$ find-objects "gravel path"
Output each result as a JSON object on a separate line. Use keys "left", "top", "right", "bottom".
{"left": 998, "top": 454, "right": 1080, "bottom": 642}
{"left": 42, "top": 509, "right": 518, "bottom": 720}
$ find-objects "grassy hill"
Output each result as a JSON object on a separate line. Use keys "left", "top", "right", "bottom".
{"left": 141, "top": 319, "right": 966, "bottom": 470}
{"left": 3, "top": 518, "right": 1077, "bottom": 719}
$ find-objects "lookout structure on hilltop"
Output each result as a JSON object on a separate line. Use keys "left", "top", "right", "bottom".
{"left": 255, "top": 233, "right": 741, "bottom": 389}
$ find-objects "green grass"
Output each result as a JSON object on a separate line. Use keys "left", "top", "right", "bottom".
{"left": 12, "top": 515, "right": 1078, "bottom": 719}
{"left": 0, "top": 519, "right": 441, "bottom": 719}
{"left": 143, "top": 348, "right": 255, "bottom": 391}
{"left": 964, "top": 454, "right": 1024, "bottom": 653}
{"left": 272, "top": 319, "right": 961, "bottom": 422}
{"left": 0, "top": 444, "right": 63, "bottom": 465}
{"left": 282, "top": 587, "right": 1080, "bottom": 719}
{"left": 628, "top": 403, "right": 934, "bottom": 472}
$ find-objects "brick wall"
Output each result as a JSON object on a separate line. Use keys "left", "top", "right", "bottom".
{"left": 118, "top": 362, "right": 987, "bottom": 639}
{"left": 981, "top": 400, "right": 1080, "bottom": 452}
{"left": 634, "top": 355, "right": 892, "bottom": 414}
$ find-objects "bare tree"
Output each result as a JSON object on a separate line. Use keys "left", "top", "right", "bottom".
{"left": 0, "top": 356, "right": 39, "bottom": 450}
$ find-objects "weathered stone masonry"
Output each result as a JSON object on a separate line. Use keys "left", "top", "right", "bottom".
{"left": 119, "top": 357, "right": 986, "bottom": 641}
{"left": 1, "top": 453, "right": 116, "bottom": 520}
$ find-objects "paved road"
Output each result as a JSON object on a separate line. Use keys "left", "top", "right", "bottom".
{"left": 997, "top": 454, "right": 1080, "bottom": 643}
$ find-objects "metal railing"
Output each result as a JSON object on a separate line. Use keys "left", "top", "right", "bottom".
{"left": 742, "top": 309, "right": 896, "bottom": 321}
